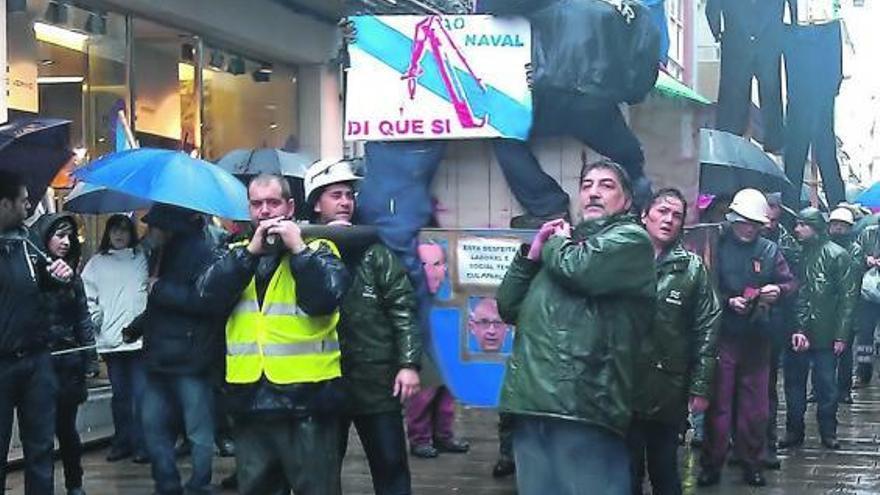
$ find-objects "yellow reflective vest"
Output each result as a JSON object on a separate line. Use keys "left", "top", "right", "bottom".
{"left": 225, "top": 239, "right": 341, "bottom": 385}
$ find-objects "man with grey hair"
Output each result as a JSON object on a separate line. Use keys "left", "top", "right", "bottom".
{"left": 496, "top": 160, "right": 655, "bottom": 494}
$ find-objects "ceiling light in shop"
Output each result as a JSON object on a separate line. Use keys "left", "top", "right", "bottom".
{"left": 208, "top": 51, "right": 226, "bottom": 71}
{"left": 85, "top": 12, "right": 107, "bottom": 35}
{"left": 44, "top": 0, "right": 69, "bottom": 24}
{"left": 35, "top": 21, "right": 88, "bottom": 51}
{"left": 227, "top": 56, "right": 246, "bottom": 75}
{"left": 39, "top": 59, "right": 55, "bottom": 66}
{"left": 37, "top": 76, "right": 85, "bottom": 84}
{"left": 268, "top": 123, "right": 279, "bottom": 130}
{"left": 258, "top": 63, "right": 273, "bottom": 74}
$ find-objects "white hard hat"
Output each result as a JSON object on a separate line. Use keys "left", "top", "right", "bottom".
{"left": 727, "top": 188, "right": 770, "bottom": 224}
{"left": 304, "top": 158, "right": 361, "bottom": 202}
{"left": 829, "top": 207, "right": 855, "bottom": 225}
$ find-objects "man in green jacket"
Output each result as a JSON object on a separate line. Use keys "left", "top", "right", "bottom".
{"left": 628, "top": 188, "right": 721, "bottom": 495}
{"left": 852, "top": 214, "right": 879, "bottom": 385}
{"left": 496, "top": 160, "right": 656, "bottom": 495}
{"left": 304, "top": 158, "right": 423, "bottom": 495}
{"left": 781, "top": 208, "right": 858, "bottom": 450}
{"left": 828, "top": 207, "right": 861, "bottom": 403}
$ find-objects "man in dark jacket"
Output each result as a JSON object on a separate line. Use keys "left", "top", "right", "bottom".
{"left": 0, "top": 171, "right": 74, "bottom": 495}
{"left": 780, "top": 208, "right": 857, "bottom": 450}
{"left": 629, "top": 188, "right": 721, "bottom": 495}
{"left": 828, "top": 207, "right": 861, "bottom": 403}
{"left": 33, "top": 213, "right": 99, "bottom": 495}
{"left": 759, "top": 192, "right": 800, "bottom": 468}
{"left": 698, "top": 188, "right": 797, "bottom": 488}
{"left": 496, "top": 160, "right": 655, "bottom": 495}
{"left": 197, "top": 174, "right": 350, "bottom": 495}
{"left": 304, "top": 159, "right": 422, "bottom": 495}
{"left": 135, "top": 204, "right": 222, "bottom": 495}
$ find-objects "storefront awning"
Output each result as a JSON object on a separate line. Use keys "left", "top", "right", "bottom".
{"left": 653, "top": 71, "right": 711, "bottom": 105}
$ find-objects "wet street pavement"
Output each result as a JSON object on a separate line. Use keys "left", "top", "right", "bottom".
{"left": 6, "top": 380, "right": 880, "bottom": 494}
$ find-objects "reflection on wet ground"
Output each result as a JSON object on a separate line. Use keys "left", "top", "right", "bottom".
{"left": 6, "top": 381, "right": 880, "bottom": 493}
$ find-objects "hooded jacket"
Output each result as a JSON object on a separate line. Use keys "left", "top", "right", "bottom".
{"left": 496, "top": 213, "right": 656, "bottom": 436}
{"left": 633, "top": 243, "right": 721, "bottom": 425}
{"left": 32, "top": 213, "right": 99, "bottom": 402}
{"left": 0, "top": 224, "right": 50, "bottom": 356}
{"left": 795, "top": 208, "right": 858, "bottom": 349}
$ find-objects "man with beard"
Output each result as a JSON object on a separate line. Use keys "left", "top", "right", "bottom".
{"left": 0, "top": 171, "right": 74, "bottom": 495}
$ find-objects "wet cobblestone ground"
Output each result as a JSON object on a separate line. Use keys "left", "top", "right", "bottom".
{"left": 6, "top": 381, "right": 880, "bottom": 494}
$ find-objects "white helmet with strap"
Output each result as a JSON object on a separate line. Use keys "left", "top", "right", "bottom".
{"left": 727, "top": 188, "right": 770, "bottom": 224}
{"left": 304, "top": 158, "right": 361, "bottom": 203}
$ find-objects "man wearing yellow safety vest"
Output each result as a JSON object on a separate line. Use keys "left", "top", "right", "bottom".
{"left": 197, "top": 174, "right": 350, "bottom": 495}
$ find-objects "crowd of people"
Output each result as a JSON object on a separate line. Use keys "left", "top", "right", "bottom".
{"left": 1, "top": 158, "right": 878, "bottom": 495}
{"left": 496, "top": 161, "right": 876, "bottom": 495}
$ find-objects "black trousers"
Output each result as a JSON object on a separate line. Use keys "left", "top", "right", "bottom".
{"left": 782, "top": 22, "right": 845, "bottom": 210}
{"left": 498, "top": 413, "right": 514, "bottom": 459}
{"left": 716, "top": 39, "right": 785, "bottom": 152}
{"left": 56, "top": 398, "right": 84, "bottom": 490}
{"left": 235, "top": 415, "right": 341, "bottom": 495}
{"left": 0, "top": 352, "right": 58, "bottom": 495}
{"left": 495, "top": 91, "right": 646, "bottom": 187}
{"left": 627, "top": 419, "right": 682, "bottom": 495}
{"left": 339, "top": 411, "right": 411, "bottom": 495}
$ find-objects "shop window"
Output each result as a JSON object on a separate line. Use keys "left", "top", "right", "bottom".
{"left": 201, "top": 49, "right": 299, "bottom": 161}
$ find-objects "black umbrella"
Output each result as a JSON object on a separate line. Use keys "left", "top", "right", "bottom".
{"left": 699, "top": 129, "right": 793, "bottom": 197}
{"left": 0, "top": 118, "right": 73, "bottom": 204}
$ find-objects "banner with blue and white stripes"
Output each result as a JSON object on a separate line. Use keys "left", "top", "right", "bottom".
{"left": 345, "top": 15, "right": 532, "bottom": 142}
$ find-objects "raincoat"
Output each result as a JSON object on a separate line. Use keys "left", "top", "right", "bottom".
{"left": 496, "top": 213, "right": 656, "bottom": 436}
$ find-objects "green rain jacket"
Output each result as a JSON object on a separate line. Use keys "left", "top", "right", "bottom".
{"left": 796, "top": 234, "right": 858, "bottom": 350}
{"left": 339, "top": 244, "right": 422, "bottom": 415}
{"left": 633, "top": 243, "right": 721, "bottom": 425}
{"left": 496, "top": 213, "right": 656, "bottom": 437}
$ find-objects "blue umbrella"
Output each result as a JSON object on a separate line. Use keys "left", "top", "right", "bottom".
{"left": 64, "top": 182, "right": 153, "bottom": 214}
{"left": 74, "top": 148, "right": 249, "bottom": 221}
{"left": 856, "top": 183, "right": 880, "bottom": 210}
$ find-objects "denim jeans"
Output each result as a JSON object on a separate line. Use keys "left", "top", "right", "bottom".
{"left": 513, "top": 415, "right": 631, "bottom": 495}
{"left": 838, "top": 333, "right": 855, "bottom": 398}
{"left": 339, "top": 411, "right": 411, "bottom": 495}
{"left": 142, "top": 372, "right": 214, "bottom": 495}
{"left": 627, "top": 419, "right": 682, "bottom": 495}
{"left": 0, "top": 352, "right": 58, "bottom": 495}
{"left": 784, "top": 348, "right": 838, "bottom": 439}
{"left": 105, "top": 350, "right": 147, "bottom": 456}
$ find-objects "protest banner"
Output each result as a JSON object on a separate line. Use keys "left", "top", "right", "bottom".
{"left": 345, "top": 15, "right": 532, "bottom": 142}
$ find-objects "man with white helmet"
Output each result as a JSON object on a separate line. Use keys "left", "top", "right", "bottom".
{"left": 698, "top": 188, "right": 797, "bottom": 488}
{"left": 306, "top": 159, "right": 424, "bottom": 495}
{"left": 828, "top": 206, "right": 862, "bottom": 403}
